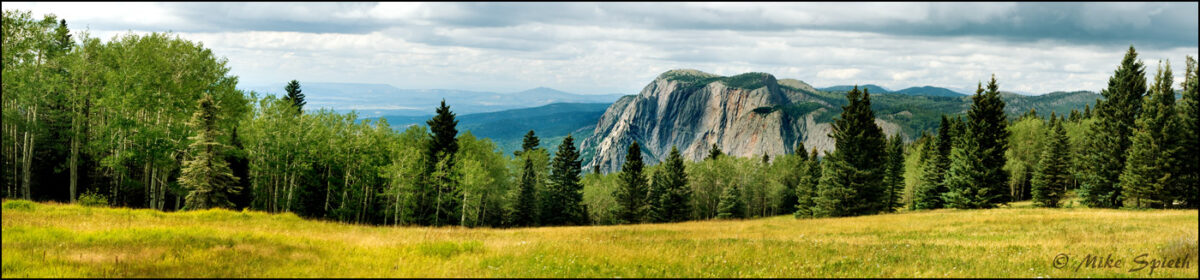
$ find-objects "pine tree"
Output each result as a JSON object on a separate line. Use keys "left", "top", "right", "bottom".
{"left": 707, "top": 143, "right": 723, "bottom": 160}
{"left": 1083, "top": 104, "right": 1092, "bottom": 119}
{"left": 179, "top": 94, "right": 239, "bottom": 210}
{"left": 614, "top": 141, "right": 648, "bottom": 223}
{"left": 282, "top": 80, "right": 305, "bottom": 113}
{"left": 811, "top": 86, "right": 888, "bottom": 217}
{"left": 544, "top": 135, "right": 586, "bottom": 225}
{"left": 1119, "top": 61, "right": 1182, "bottom": 208}
{"left": 883, "top": 134, "right": 905, "bottom": 212}
{"left": 515, "top": 130, "right": 539, "bottom": 157}
{"left": 716, "top": 184, "right": 745, "bottom": 219}
{"left": 943, "top": 76, "right": 1010, "bottom": 209}
{"left": 426, "top": 99, "right": 460, "bottom": 225}
{"left": 793, "top": 148, "right": 821, "bottom": 218}
{"left": 1032, "top": 116, "right": 1070, "bottom": 207}
{"left": 1176, "top": 56, "right": 1200, "bottom": 208}
{"left": 514, "top": 156, "right": 539, "bottom": 226}
{"left": 913, "top": 138, "right": 945, "bottom": 210}
{"left": 649, "top": 146, "right": 691, "bottom": 223}
{"left": 1078, "top": 46, "right": 1147, "bottom": 208}
{"left": 227, "top": 127, "right": 253, "bottom": 210}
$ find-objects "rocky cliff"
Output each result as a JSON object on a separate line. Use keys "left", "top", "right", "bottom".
{"left": 580, "top": 69, "right": 902, "bottom": 173}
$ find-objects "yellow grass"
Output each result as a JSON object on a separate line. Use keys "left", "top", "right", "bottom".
{"left": 2, "top": 199, "right": 1197, "bottom": 278}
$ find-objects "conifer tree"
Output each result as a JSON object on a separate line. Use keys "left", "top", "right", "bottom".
{"left": 426, "top": 99, "right": 460, "bottom": 225}
{"left": 614, "top": 141, "right": 648, "bottom": 223}
{"left": 793, "top": 147, "right": 821, "bottom": 218}
{"left": 812, "top": 86, "right": 888, "bottom": 217}
{"left": 1032, "top": 116, "right": 1070, "bottom": 207}
{"left": 516, "top": 130, "right": 539, "bottom": 157}
{"left": 649, "top": 146, "right": 691, "bottom": 223}
{"left": 179, "top": 93, "right": 239, "bottom": 210}
{"left": 282, "top": 80, "right": 305, "bottom": 113}
{"left": 1079, "top": 46, "right": 1147, "bottom": 208}
{"left": 716, "top": 184, "right": 745, "bottom": 219}
{"left": 1176, "top": 56, "right": 1199, "bottom": 208}
{"left": 707, "top": 143, "right": 723, "bottom": 160}
{"left": 543, "top": 135, "right": 586, "bottom": 225}
{"left": 514, "top": 156, "right": 539, "bottom": 226}
{"left": 884, "top": 134, "right": 905, "bottom": 212}
{"left": 1119, "top": 61, "right": 1181, "bottom": 208}
{"left": 943, "top": 76, "right": 1010, "bottom": 209}
{"left": 913, "top": 138, "right": 945, "bottom": 209}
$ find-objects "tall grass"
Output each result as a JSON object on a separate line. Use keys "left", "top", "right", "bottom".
{"left": 3, "top": 200, "right": 1196, "bottom": 277}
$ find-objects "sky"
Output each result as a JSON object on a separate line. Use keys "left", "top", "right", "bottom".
{"left": 4, "top": 2, "right": 1198, "bottom": 95}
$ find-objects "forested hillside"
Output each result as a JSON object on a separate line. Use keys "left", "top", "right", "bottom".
{"left": 3, "top": 10, "right": 1196, "bottom": 231}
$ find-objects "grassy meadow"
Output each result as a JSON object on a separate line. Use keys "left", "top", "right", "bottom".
{"left": 2, "top": 199, "right": 1197, "bottom": 278}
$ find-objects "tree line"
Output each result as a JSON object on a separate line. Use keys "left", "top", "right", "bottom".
{"left": 4, "top": 11, "right": 1195, "bottom": 230}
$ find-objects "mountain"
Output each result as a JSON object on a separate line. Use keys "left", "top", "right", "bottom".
{"left": 379, "top": 102, "right": 613, "bottom": 154}
{"left": 818, "top": 84, "right": 891, "bottom": 94}
{"left": 580, "top": 70, "right": 904, "bottom": 173}
{"left": 893, "top": 86, "right": 967, "bottom": 97}
{"left": 580, "top": 69, "right": 1100, "bottom": 173}
{"left": 241, "top": 83, "right": 624, "bottom": 118}
{"left": 820, "top": 84, "right": 966, "bottom": 97}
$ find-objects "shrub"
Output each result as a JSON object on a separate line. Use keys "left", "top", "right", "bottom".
{"left": 78, "top": 191, "right": 109, "bottom": 207}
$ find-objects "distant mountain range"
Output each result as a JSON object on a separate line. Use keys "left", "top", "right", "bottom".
{"left": 241, "top": 83, "right": 625, "bottom": 118}
{"left": 377, "top": 102, "right": 613, "bottom": 155}
{"left": 818, "top": 84, "right": 968, "bottom": 97}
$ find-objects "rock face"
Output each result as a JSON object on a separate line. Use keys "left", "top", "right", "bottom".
{"left": 581, "top": 69, "right": 900, "bottom": 173}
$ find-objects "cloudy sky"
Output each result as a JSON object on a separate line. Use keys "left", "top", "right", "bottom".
{"left": 5, "top": 2, "right": 1198, "bottom": 95}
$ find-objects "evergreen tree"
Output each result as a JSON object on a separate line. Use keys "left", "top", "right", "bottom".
{"left": 426, "top": 99, "right": 460, "bottom": 225}
{"left": 1176, "top": 56, "right": 1199, "bottom": 208}
{"left": 943, "top": 76, "right": 1010, "bottom": 209}
{"left": 1080, "top": 46, "right": 1147, "bottom": 208}
{"left": 514, "top": 156, "right": 539, "bottom": 226}
{"left": 179, "top": 93, "right": 239, "bottom": 210}
{"left": 707, "top": 143, "right": 723, "bottom": 160}
{"left": 811, "top": 86, "right": 889, "bottom": 217}
{"left": 1083, "top": 104, "right": 1092, "bottom": 119}
{"left": 544, "top": 135, "right": 586, "bottom": 225}
{"left": 516, "top": 130, "right": 539, "bottom": 157}
{"left": 1032, "top": 116, "right": 1070, "bottom": 207}
{"left": 282, "top": 80, "right": 305, "bottom": 113}
{"left": 227, "top": 127, "right": 253, "bottom": 210}
{"left": 913, "top": 138, "right": 945, "bottom": 209}
{"left": 884, "top": 134, "right": 905, "bottom": 212}
{"left": 649, "top": 146, "right": 691, "bottom": 223}
{"left": 1119, "top": 61, "right": 1181, "bottom": 208}
{"left": 716, "top": 184, "right": 745, "bottom": 219}
{"left": 793, "top": 148, "right": 821, "bottom": 218}
{"left": 614, "top": 141, "right": 648, "bottom": 223}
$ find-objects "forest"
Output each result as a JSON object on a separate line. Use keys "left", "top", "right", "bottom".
{"left": 3, "top": 10, "right": 1198, "bottom": 228}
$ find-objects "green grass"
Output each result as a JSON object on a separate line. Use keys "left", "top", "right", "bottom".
{"left": 3, "top": 200, "right": 1196, "bottom": 278}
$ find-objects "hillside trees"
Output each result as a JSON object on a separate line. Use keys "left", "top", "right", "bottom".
{"left": 1080, "top": 46, "right": 1147, "bottom": 208}
{"left": 943, "top": 76, "right": 1009, "bottom": 209}
{"left": 179, "top": 94, "right": 239, "bottom": 210}
{"left": 812, "top": 86, "right": 889, "bottom": 217}
{"left": 1031, "top": 116, "right": 1070, "bottom": 207}
{"left": 614, "top": 141, "right": 648, "bottom": 223}
{"left": 1119, "top": 61, "right": 1181, "bottom": 208}
{"left": 543, "top": 135, "right": 586, "bottom": 225}
{"left": 1176, "top": 56, "right": 1199, "bottom": 208}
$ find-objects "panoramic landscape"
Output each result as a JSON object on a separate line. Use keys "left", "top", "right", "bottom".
{"left": 2, "top": 2, "right": 1198, "bottom": 278}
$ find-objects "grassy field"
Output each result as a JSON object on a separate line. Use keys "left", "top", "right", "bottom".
{"left": 2, "top": 199, "right": 1196, "bottom": 278}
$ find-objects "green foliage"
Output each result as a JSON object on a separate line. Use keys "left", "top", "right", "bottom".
{"left": 706, "top": 144, "right": 723, "bottom": 160}
{"left": 1032, "top": 117, "right": 1070, "bottom": 207}
{"left": 282, "top": 80, "right": 305, "bottom": 113}
{"left": 77, "top": 191, "right": 110, "bottom": 207}
{"left": 1004, "top": 115, "right": 1048, "bottom": 202}
{"left": 943, "top": 77, "right": 1010, "bottom": 209}
{"left": 614, "top": 141, "right": 648, "bottom": 224}
{"left": 426, "top": 100, "right": 461, "bottom": 226}
{"left": 1119, "top": 61, "right": 1182, "bottom": 208}
{"left": 884, "top": 134, "right": 905, "bottom": 212}
{"left": 715, "top": 184, "right": 745, "bottom": 219}
{"left": 1080, "top": 46, "right": 1147, "bottom": 208}
{"left": 180, "top": 94, "right": 240, "bottom": 210}
{"left": 793, "top": 149, "right": 822, "bottom": 218}
{"left": 1176, "top": 56, "right": 1200, "bottom": 208}
{"left": 812, "top": 86, "right": 889, "bottom": 217}
{"left": 543, "top": 135, "right": 587, "bottom": 225}
{"left": 514, "top": 156, "right": 539, "bottom": 226}
{"left": 648, "top": 146, "right": 691, "bottom": 223}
